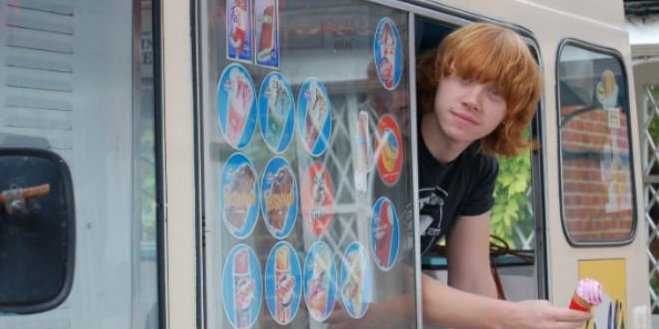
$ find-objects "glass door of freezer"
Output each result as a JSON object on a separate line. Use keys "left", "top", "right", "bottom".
{"left": 197, "top": 0, "right": 419, "bottom": 328}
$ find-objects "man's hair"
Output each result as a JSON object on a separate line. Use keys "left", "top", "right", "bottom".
{"left": 417, "top": 22, "right": 542, "bottom": 156}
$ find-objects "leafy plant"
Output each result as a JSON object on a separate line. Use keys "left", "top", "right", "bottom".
{"left": 491, "top": 149, "right": 533, "bottom": 249}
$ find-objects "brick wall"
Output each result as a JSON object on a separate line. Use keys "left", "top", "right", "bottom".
{"left": 560, "top": 106, "right": 634, "bottom": 242}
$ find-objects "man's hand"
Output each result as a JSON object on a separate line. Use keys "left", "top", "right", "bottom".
{"left": 502, "top": 300, "right": 592, "bottom": 329}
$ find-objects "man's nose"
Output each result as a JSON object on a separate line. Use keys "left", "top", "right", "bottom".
{"left": 461, "top": 85, "right": 485, "bottom": 111}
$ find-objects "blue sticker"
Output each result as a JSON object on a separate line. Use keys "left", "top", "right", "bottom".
{"left": 296, "top": 78, "right": 332, "bottom": 157}
{"left": 258, "top": 72, "right": 294, "bottom": 153}
{"left": 265, "top": 241, "right": 302, "bottom": 325}
{"left": 217, "top": 63, "right": 258, "bottom": 150}
{"left": 254, "top": 0, "right": 279, "bottom": 68}
{"left": 341, "top": 242, "right": 372, "bottom": 319}
{"left": 303, "top": 241, "right": 337, "bottom": 322}
{"left": 223, "top": 244, "right": 263, "bottom": 329}
{"left": 226, "top": 0, "right": 253, "bottom": 62}
{"left": 261, "top": 157, "right": 298, "bottom": 239}
{"left": 370, "top": 197, "right": 399, "bottom": 271}
{"left": 373, "top": 17, "right": 403, "bottom": 91}
{"left": 221, "top": 153, "right": 259, "bottom": 239}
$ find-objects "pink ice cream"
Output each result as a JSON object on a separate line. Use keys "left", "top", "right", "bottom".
{"left": 569, "top": 278, "right": 603, "bottom": 312}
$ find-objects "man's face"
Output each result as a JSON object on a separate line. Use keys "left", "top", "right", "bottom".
{"left": 432, "top": 72, "right": 507, "bottom": 146}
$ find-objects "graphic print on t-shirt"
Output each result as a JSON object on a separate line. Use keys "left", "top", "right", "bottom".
{"left": 418, "top": 186, "right": 448, "bottom": 254}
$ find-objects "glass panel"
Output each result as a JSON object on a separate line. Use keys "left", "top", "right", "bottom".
{"left": 199, "top": 1, "right": 417, "bottom": 328}
{"left": 558, "top": 43, "right": 635, "bottom": 244}
{"left": 0, "top": 0, "right": 159, "bottom": 327}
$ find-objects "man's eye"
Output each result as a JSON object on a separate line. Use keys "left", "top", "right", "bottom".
{"left": 459, "top": 76, "right": 473, "bottom": 85}
{"left": 488, "top": 87, "right": 503, "bottom": 100}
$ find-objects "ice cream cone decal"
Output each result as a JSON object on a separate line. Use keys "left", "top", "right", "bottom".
{"left": 227, "top": 71, "right": 252, "bottom": 143}
{"left": 259, "top": 72, "right": 294, "bottom": 154}
{"left": 223, "top": 244, "right": 262, "bottom": 329}
{"left": 375, "top": 114, "right": 404, "bottom": 186}
{"left": 370, "top": 197, "right": 399, "bottom": 271}
{"left": 297, "top": 78, "right": 332, "bottom": 157}
{"left": 300, "top": 162, "right": 335, "bottom": 238}
{"left": 221, "top": 153, "right": 259, "bottom": 239}
{"left": 374, "top": 18, "right": 402, "bottom": 91}
{"left": 304, "top": 85, "right": 328, "bottom": 149}
{"left": 218, "top": 64, "right": 257, "bottom": 150}
{"left": 354, "top": 111, "right": 371, "bottom": 192}
{"left": 261, "top": 157, "right": 298, "bottom": 239}
{"left": 595, "top": 69, "right": 619, "bottom": 110}
{"left": 304, "top": 241, "right": 337, "bottom": 322}
{"left": 226, "top": 0, "right": 253, "bottom": 61}
{"left": 255, "top": 0, "right": 279, "bottom": 67}
{"left": 265, "top": 242, "right": 302, "bottom": 325}
{"left": 341, "top": 242, "right": 372, "bottom": 319}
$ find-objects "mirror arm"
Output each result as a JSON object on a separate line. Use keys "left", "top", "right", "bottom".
{"left": 0, "top": 183, "right": 51, "bottom": 216}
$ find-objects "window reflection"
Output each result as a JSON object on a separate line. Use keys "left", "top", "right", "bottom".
{"left": 558, "top": 44, "right": 635, "bottom": 244}
{"left": 202, "top": 1, "right": 417, "bottom": 328}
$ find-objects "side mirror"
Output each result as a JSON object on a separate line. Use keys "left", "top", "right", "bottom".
{"left": 0, "top": 148, "right": 75, "bottom": 314}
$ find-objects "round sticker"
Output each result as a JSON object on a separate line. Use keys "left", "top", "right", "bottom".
{"left": 297, "top": 78, "right": 332, "bottom": 157}
{"left": 221, "top": 153, "right": 259, "bottom": 239}
{"left": 261, "top": 157, "right": 298, "bottom": 239}
{"left": 303, "top": 241, "right": 337, "bottom": 322}
{"left": 217, "top": 63, "right": 258, "bottom": 150}
{"left": 340, "top": 242, "right": 372, "bottom": 319}
{"left": 375, "top": 114, "right": 404, "bottom": 186}
{"left": 265, "top": 241, "right": 302, "bottom": 325}
{"left": 300, "top": 162, "right": 334, "bottom": 238}
{"left": 373, "top": 17, "right": 403, "bottom": 91}
{"left": 223, "top": 244, "right": 263, "bottom": 329}
{"left": 259, "top": 72, "right": 295, "bottom": 153}
{"left": 370, "top": 197, "right": 399, "bottom": 271}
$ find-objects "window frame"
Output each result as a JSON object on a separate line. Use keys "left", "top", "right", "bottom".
{"left": 556, "top": 38, "right": 638, "bottom": 247}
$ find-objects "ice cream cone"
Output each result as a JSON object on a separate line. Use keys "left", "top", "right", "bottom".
{"left": 569, "top": 291, "right": 591, "bottom": 312}
{"left": 569, "top": 278, "right": 603, "bottom": 313}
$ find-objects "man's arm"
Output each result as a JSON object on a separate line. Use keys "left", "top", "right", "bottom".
{"left": 421, "top": 273, "right": 592, "bottom": 329}
{"left": 446, "top": 212, "right": 498, "bottom": 298}
{"left": 423, "top": 213, "right": 591, "bottom": 329}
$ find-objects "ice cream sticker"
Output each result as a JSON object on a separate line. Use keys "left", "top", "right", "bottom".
{"left": 375, "top": 114, "right": 404, "bottom": 186}
{"left": 373, "top": 17, "right": 403, "bottom": 91}
{"left": 258, "top": 72, "right": 294, "bottom": 153}
{"left": 354, "top": 111, "right": 371, "bottom": 193}
{"left": 340, "top": 242, "right": 372, "bottom": 319}
{"left": 223, "top": 244, "right": 262, "bottom": 329}
{"left": 255, "top": 0, "right": 279, "bottom": 68}
{"left": 226, "top": 0, "right": 253, "bottom": 62}
{"left": 300, "top": 162, "right": 334, "bottom": 238}
{"left": 261, "top": 157, "right": 298, "bottom": 239}
{"left": 221, "top": 153, "right": 259, "bottom": 239}
{"left": 595, "top": 69, "right": 619, "bottom": 110}
{"left": 370, "top": 197, "right": 399, "bottom": 271}
{"left": 218, "top": 63, "right": 258, "bottom": 150}
{"left": 304, "top": 241, "right": 337, "bottom": 322}
{"left": 297, "top": 78, "right": 332, "bottom": 157}
{"left": 265, "top": 241, "right": 302, "bottom": 325}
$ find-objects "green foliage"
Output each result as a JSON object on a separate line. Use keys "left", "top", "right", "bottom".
{"left": 491, "top": 149, "right": 533, "bottom": 249}
{"left": 650, "top": 86, "right": 659, "bottom": 146}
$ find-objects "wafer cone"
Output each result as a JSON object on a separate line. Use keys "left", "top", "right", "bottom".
{"left": 569, "top": 291, "right": 591, "bottom": 312}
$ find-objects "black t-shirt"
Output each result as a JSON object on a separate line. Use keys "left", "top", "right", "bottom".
{"left": 418, "top": 133, "right": 498, "bottom": 255}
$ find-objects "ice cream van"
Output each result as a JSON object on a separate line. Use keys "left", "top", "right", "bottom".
{"left": 0, "top": 0, "right": 654, "bottom": 328}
